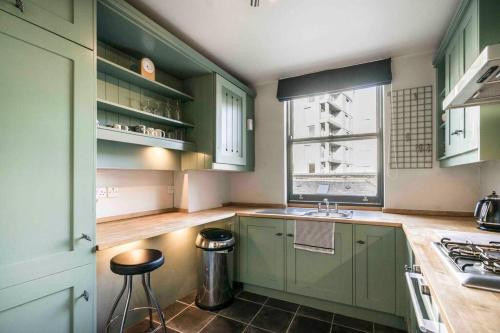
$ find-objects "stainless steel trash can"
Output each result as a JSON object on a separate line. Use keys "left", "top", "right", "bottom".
{"left": 195, "top": 228, "right": 235, "bottom": 310}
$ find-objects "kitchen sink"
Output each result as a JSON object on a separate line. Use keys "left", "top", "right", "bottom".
{"left": 255, "top": 208, "right": 353, "bottom": 219}
{"left": 303, "top": 210, "right": 353, "bottom": 219}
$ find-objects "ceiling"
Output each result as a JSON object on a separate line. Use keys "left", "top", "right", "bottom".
{"left": 127, "top": 0, "right": 460, "bottom": 87}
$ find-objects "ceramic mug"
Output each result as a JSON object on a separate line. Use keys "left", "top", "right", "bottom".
{"left": 146, "top": 127, "right": 155, "bottom": 136}
{"left": 133, "top": 125, "right": 146, "bottom": 134}
{"left": 154, "top": 129, "right": 166, "bottom": 138}
{"left": 112, "top": 124, "right": 128, "bottom": 130}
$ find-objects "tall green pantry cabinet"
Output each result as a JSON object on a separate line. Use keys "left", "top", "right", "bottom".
{"left": 0, "top": 1, "right": 96, "bottom": 332}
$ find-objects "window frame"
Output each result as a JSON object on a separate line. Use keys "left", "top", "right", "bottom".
{"left": 286, "top": 86, "right": 384, "bottom": 206}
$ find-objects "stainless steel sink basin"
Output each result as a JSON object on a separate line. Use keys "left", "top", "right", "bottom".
{"left": 255, "top": 207, "right": 315, "bottom": 216}
{"left": 255, "top": 208, "right": 353, "bottom": 219}
{"left": 303, "top": 210, "right": 353, "bottom": 219}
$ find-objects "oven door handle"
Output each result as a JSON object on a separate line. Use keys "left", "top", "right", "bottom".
{"left": 405, "top": 272, "right": 439, "bottom": 333}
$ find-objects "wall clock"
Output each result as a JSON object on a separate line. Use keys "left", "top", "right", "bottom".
{"left": 140, "top": 57, "right": 155, "bottom": 81}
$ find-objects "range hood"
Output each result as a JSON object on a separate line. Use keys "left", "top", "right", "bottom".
{"left": 443, "top": 44, "right": 500, "bottom": 109}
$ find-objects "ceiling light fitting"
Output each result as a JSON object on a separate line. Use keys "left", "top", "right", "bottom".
{"left": 250, "top": 0, "right": 259, "bottom": 7}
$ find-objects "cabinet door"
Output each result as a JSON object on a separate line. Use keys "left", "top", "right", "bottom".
{"left": 239, "top": 217, "right": 285, "bottom": 290}
{"left": 461, "top": 0, "right": 479, "bottom": 72}
{"left": 0, "top": 264, "right": 94, "bottom": 333}
{"left": 448, "top": 107, "right": 465, "bottom": 155}
{"left": 0, "top": 12, "right": 95, "bottom": 289}
{"left": 0, "top": 0, "right": 94, "bottom": 49}
{"left": 354, "top": 225, "right": 396, "bottom": 314}
{"left": 216, "top": 75, "right": 247, "bottom": 166}
{"left": 286, "top": 221, "right": 353, "bottom": 305}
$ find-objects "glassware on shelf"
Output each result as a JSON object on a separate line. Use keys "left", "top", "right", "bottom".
{"left": 174, "top": 100, "right": 181, "bottom": 120}
{"left": 141, "top": 98, "right": 159, "bottom": 114}
{"left": 176, "top": 128, "right": 185, "bottom": 141}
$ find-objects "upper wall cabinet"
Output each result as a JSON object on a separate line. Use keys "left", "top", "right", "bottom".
{"left": 182, "top": 73, "right": 255, "bottom": 171}
{"left": 0, "top": 0, "right": 94, "bottom": 49}
{"left": 435, "top": 0, "right": 500, "bottom": 167}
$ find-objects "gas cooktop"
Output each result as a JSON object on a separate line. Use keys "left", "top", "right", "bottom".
{"left": 433, "top": 231, "right": 500, "bottom": 292}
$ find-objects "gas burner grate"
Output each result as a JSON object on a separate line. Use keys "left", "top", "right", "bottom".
{"left": 439, "top": 237, "right": 500, "bottom": 275}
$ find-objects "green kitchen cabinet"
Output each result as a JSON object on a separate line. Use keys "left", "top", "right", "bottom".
{"left": 435, "top": 0, "right": 500, "bottom": 166}
{"left": 0, "top": 10, "right": 95, "bottom": 290}
{"left": 182, "top": 73, "right": 255, "bottom": 171}
{"left": 239, "top": 217, "right": 285, "bottom": 291}
{"left": 0, "top": 264, "right": 94, "bottom": 333}
{"left": 0, "top": 0, "right": 94, "bottom": 49}
{"left": 354, "top": 225, "right": 396, "bottom": 314}
{"left": 286, "top": 220, "right": 354, "bottom": 305}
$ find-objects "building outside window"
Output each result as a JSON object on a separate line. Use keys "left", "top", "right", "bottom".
{"left": 287, "top": 86, "right": 383, "bottom": 205}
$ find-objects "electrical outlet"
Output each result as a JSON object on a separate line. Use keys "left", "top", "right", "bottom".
{"left": 96, "top": 187, "right": 107, "bottom": 200}
{"left": 167, "top": 185, "right": 175, "bottom": 194}
{"left": 107, "top": 187, "right": 119, "bottom": 198}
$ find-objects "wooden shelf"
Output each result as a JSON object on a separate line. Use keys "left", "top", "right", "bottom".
{"left": 97, "top": 126, "right": 196, "bottom": 152}
{"left": 97, "top": 57, "right": 194, "bottom": 101}
{"left": 97, "top": 99, "right": 194, "bottom": 128}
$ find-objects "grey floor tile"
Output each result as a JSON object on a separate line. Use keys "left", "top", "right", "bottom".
{"left": 200, "top": 316, "right": 246, "bottom": 333}
{"left": 237, "top": 291, "right": 268, "bottom": 304}
{"left": 265, "top": 298, "right": 299, "bottom": 313}
{"left": 333, "top": 314, "right": 373, "bottom": 332}
{"left": 288, "top": 315, "right": 331, "bottom": 333}
{"left": 167, "top": 306, "right": 215, "bottom": 333}
{"left": 374, "top": 323, "right": 407, "bottom": 333}
{"left": 331, "top": 324, "right": 365, "bottom": 333}
{"left": 218, "top": 298, "right": 263, "bottom": 324}
{"left": 250, "top": 306, "right": 294, "bottom": 333}
{"left": 297, "top": 305, "right": 333, "bottom": 322}
{"left": 125, "top": 319, "right": 179, "bottom": 333}
{"left": 245, "top": 326, "right": 270, "bottom": 333}
{"left": 153, "top": 301, "right": 189, "bottom": 323}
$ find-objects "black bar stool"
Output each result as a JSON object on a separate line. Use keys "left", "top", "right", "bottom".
{"left": 105, "top": 249, "right": 167, "bottom": 333}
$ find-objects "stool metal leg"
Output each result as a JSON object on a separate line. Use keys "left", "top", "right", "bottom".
{"left": 143, "top": 273, "right": 167, "bottom": 333}
{"left": 105, "top": 275, "right": 127, "bottom": 333}
{"left": 141, "top": 273, "right": 153, "bottom": 329}
{"left": 119, "top": 275, "right": 133, "bottom": 333}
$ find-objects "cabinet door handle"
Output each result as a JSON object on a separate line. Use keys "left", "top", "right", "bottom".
{"left": 15, "top": 0, "right": 24, "bottom": 12}
{"left": 286, "top": 233, "right": 294, "bottom": 237}
{"left": 451, "top": 129, "right": 463, "bottom": 135}
{"left": 80, "top": 290, "right": 89, "bottom": 302}
{"left": 356, "top": 240, "right": 365, "bottom": 245}
{"left": 80, "top": 233, "right": 92, "bottom": 242}
{"left": 275, "top": 233, "right": 283, "bottom": 236}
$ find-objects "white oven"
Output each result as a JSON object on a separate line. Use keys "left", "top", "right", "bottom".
{"left": 405, "top": 265, "right": 448, "bottom": 333}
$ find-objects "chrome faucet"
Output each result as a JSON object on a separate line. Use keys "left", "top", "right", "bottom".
{"left": 323, "top": 198, "right": 330, "bottom": 215}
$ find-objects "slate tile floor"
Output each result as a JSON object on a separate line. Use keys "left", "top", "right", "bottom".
{"left": 126, "top": 290, "right": 407, "bottom": 333}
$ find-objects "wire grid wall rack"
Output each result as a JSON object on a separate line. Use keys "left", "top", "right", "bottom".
{"left": 390, "top": 85, "right": 433, "bottom": 169}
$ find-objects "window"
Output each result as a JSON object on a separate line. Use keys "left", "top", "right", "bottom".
{"left": 307, "top": 125, "right": 315, "bottom": 137}
{"left": 287, "top": 86, "right": 383, "bottom": 205}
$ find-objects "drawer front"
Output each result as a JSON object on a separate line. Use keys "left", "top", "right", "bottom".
{"left": 0, "top": 0, "right": 94, "bottom": 49}
{"left": 0, "top": 264, "right": 94, "bottom": 333}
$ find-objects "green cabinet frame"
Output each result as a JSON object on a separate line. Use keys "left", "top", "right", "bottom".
{"left": 0, "top": 0, "right": 95, "bottom": 50}
{"left": 0, "top": 10, "right": 95, "bottom": 290}
{"left": 183, "top": 73, "right": 255, "bottom": 171}
{"left": 354, "top": 225, "right": 396, "bottom": 314}
{"left": 0, "top": 264, "right": 95, "bottom": 333}
{"left": 435, "top": 0, "right": 500, "bottom": 166}
{"left": 286, "top": 220, "right": 353, "bottom": 305}
{"left": 239, "top": 217, "right": 285, "bottom": 291}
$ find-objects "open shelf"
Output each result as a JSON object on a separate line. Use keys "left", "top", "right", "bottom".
{"left": 97, "top": 57, "right": 194, "bottom": 101}
{"left": 97, "top": 126, "right": 196, "bottom": 152}
{"left": 97, "top": 99, "right": 194, "bottom": 128}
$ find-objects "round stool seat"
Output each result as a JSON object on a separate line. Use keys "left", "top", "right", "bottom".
{"left": 110, "top": 249, "right": 164, "bottom": 275}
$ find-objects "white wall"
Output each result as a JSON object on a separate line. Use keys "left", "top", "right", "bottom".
{"left": 174, "top": 170, "right": 229, "bottom": 212}
{"left": 384, "top": 52, "right": 480, "bottom": 212}
{"left": 480, "top": 161, "right": 500, "bottom": 197}
{"left": 227, "top": 52, "right": 483, "bottom": 212}
{"left": 230, "top": 82, "right": 287, "bottom": 204}
{"left": 96, "top": 169, "right": 174, "bottom": 218}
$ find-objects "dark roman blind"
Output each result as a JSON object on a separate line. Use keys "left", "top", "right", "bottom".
{"left": 277, "top": 58, "right": 392, "bottom": 102}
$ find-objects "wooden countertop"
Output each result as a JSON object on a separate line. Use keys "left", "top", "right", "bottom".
{"left": 96, "top": 206, "right": 500, "bottom": 333}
